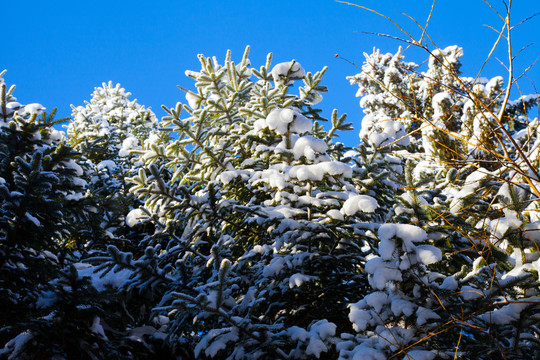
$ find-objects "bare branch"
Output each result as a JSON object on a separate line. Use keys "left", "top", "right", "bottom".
{"left": 511, "top": 12, "right": 540, "bottom": 30}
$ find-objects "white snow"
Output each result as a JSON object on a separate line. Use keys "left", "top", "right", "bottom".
{"left": 497, "top": 183, "right": 528, "bottom": 218}
{"left": 379, "top": 238, "right": 396, "bottom": 260}
{"left": 360, "top": 115, "right": 410, "bottom": 148}
{"left": 62, "top": 159, "right": 84, "bottom": 176}
{"left": 66, "top": 192, "right": 85, "bottom": 201}
{"left": 348, "top": 303, "right": 372, "bottom": 331}
{"left": 299, "top": 319, "right": 337, "bottom": 358}
{"left": 449, "top": 168, "right": 489, "bottom": 214}
{"left": 412, "top": 160, "right": 443, "bottom": 182}
{"left": 293, "top": 136, "right": 328, "bottom": 160}
{"left": 415, "top": 245, "right": 442, "bottom": 265}
{"left": 219, "top": 169, "right": 251, "bottom": 185}
{"left": 185, "top": 91, "right": 200, "bottom": 109}
{"left": 119, "top": 136, "right": 140, "bottom": 157}
{"left": 291, "top": 164, "right": 325, "bottom": 181}
{"left": 479, "top": 298, "right": 537, "bottom": 325}
{"left": 309, "top": 319, "right": 336, "bottom": 340}
{"left": 489, "top": 216, "right": 521, "bottom": 244}
{"left": 378, "top": 327, "right": 415, "bottom": 352}
{"left": 97, "top": 159, "right": 116, "bottom": 172}
{"left": 439, "top": 276, "right": 459, "bottom": 291}
{"left": 72, "top": 177, "right": 87, "bottom": 187}
{"left": 432, "top": 92, "right": 452, "bottom": 106}
{"left": 195, "top": 328, "right": 240, "bottom": 358}
{"left": 271, "top": 61, "right": 305, "bottom": 86}
{"left": 75, "top": 263, "right": 132, "bottom": 291}
{"left": 289, "top": 273, "right": 317, "bottom": 288}
{"left": 319, "top": 161, "right": 353, "bottom": 177}
{"left": 6, "top": 102, "right": 22, "bottom": 111}
{"left": 327, "top": 209, "right": 344, "bottom": 221}
{"left": 460, "top": 285, "right": 484, "bottom": 300}
{"left": 144, "top": 133, "right": 160, "bottom": 147}
{"left": 364, "top": 291, "right": 388, "bottom": 313}
{"left": 291, "top": 114, "right": 312, "bottom": 134}
{"left": 391, "top": 298, "right": 416, "bottom": 317}
{"left": 347, "top": 345, "right": 386, "bottom": 360}
{"left": 289, "top": 161, "right": 352, "bottom": 182}
{"left": 262, "top": 257, "right": 287, "bottom": 277}
{"left": 429, "top": 45, "right": 463, "bottom": 69}
{"left": 378, "top": 223, "right": 428, "bottom": 246}
{"left": 265, "top": 108, "right": 311, "bottom": 135}
{"left": 485, "top": 76, "right": 503, "bottom": 95}
{"left": 416, "top": 306, "right": 440, "bottom": 326}
{"left": 288, "top": 326, "right": 309, "bottom": 342}
{"left": 23, "top": 103, "right": 45, "bottom": 114}
{"left": 341, "top": 195, "right": 379, "bottom": 215}
{"left": 25, "top": 213, "right": 41, "bottom": 227}
{"left": 305, "top": 337, "right": 327, "bottom": 358}
{"left": 402, "top": 350, "right": 436, "bottom": 360}
{"left": 126, "top": 208, "right": 148, "bottom": 227}
{"left": 371, "top": 266, "right": 403, "bottom": 290}
{"left": 90, "top": 316, "right": 108, "bottom": 339}
{"left": 0, "top": 331, "right": 33, "bottom": 360}
{"left": 523, "top": 221, "right": 540, "bottom": 242}
{"left": 365, "top": 257, "right": 403, "bottom": 290}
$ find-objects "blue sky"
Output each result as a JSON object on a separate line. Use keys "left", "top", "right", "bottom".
{"left": 3, "top": 0, "right": 539, "bottom": 146}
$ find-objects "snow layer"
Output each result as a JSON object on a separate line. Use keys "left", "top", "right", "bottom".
{"left": 119, "top": 136, "right": 140, "bottom": 157}
{"left": 342, "top": 195, "right": 379, "bottom": 215}
{"left": 271, "top": 61, "right": 305, "bottom": 86}
{"left": 90, "top": 316, "right": 108, "bottom": 339}
{"left": 264, "top": 108, "right": 312, "bottom": 135}
{"left": 403, "top": 350, "right": 436, "bottom": 360}
{"left": 360, "top": 116, "right": 410, "bottom": 147}
{"left": 415, "top": 245, "right": 442, "bottom": 265}
{"left": 195, "top": 328, "right": 239, "bottom": 357}
{"left": 416, "top": 306, "right": 440, "bottom": 326}
{"left": 480, "top": 297, "right": 538, "bottom": 325}
{"left": 449, "top": 168, "right": 489, "bottom": 214}
{"left": 365, "top": 291, "right": 389, "bottom": 313}
{"left": 378, "top": 223, "right": 428, "bottom": 244}
{"left": 289, "top": 161, "right": 352, "bottom": 181}
{"left": 75, "top": 263, "right": 132, "bottom": 291}
{"left": 305, "top": 320, "right": 336, "bottom": 358}
{"left": 0, "top": 331, "right": 33, "bottom": 360}
{"left": 289, "top": 273, "right": 317, "bottom": 288}
{"left": 365, "top": 257, "right": 403, "bottom": 290}
{"left": 293, "top": 136, "right": 328, "bottom": 160}
{"left": 126, "top": 208, "right": 148, "bottom": 227}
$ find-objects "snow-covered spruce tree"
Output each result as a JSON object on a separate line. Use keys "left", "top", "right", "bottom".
{"left": 68, "top": 81, "right": 158, "bottom": 163}
{"left": 344, "top": 25, "right": 539, "bottom": 358}
{"left": 91, "top": 47, "right": 406, "bottom": 358}
{"left": 0, "top": 73, "right": 167, "bottom": 360}
{"left": 348, "top": 47, "right": 418, "bottom": 153}
{"left": 0, "top": 71, "right": 119, "bottom": 359}
{"left": 66, "top": 82, "right": 161, "bottom": 251}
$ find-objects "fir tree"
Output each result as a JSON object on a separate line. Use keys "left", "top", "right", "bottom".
{"left": 66, "top": 82, "right": 161, "bottom": 252}
{"left": 93, "top": 47, "right": 405, "bottom": 359}
{"left": 1, "top": 2, "right": 538, "bottom": 358}
{"left": 344, "top": 10, "right": 539, "bottom": 356}
{"left": 0, "top": 71, "right": 112, "bottom": 359}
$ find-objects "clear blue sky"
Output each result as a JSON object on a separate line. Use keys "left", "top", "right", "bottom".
{"left": 3, "top": 0, "right": 539, "bottom": 146}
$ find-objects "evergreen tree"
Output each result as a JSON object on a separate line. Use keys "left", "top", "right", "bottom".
{"left": 92, "top": 47, "right": 405, "bottom": 358}
{"left": 1, "top": 3, "right": 538, "bottom": 358}
{"left": 345, "top": 41, "right": 539, "bottom": 359}
{"left": 66, "top": 82, "right": 161, "bottom": 252}
{"left": 0, "top": 71, "right": 115, "bottom": 359}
